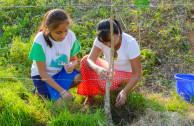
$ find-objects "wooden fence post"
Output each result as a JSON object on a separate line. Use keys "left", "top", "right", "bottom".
{"left": 104, "top": 0, "right": 114, "bottom": 125}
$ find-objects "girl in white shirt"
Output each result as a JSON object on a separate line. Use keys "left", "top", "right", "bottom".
{"left": 77, "top": 19, "right": 141, "bottom": 107}
{"left": 29, "top": 9, "right": 82, "bottom": 104}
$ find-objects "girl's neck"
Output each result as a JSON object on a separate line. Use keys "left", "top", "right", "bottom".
{"left": 114, "top": 35, "right": 122, "bottom": 51}
{"left": 114, "top": 35, "right": 122, "bottom": 59}
{"left": 49, "top": 34, "right": 63, "bottom": 43}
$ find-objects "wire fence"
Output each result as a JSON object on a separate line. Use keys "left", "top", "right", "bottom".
{"left": 0, "top": 4, "right": 194, "bottom": 8}
{"left": 0, "top": 76, "right": 194, "bottom": 82}
{"left": 0, "top": 0, "right": 193, "bottom": 85}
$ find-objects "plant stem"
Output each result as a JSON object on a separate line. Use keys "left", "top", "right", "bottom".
{"left": 104, "top": 0, "right": 114, "bottom": 125}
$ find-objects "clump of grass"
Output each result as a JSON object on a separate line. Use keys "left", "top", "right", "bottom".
{"left": 145, "top": 91, "right": 193, "bottom": 114}
{"left": 110, "top": 90, "right": 147, "bottom": 125}
{"left": 10, "top": 36, "right": 32, "bottom": 76}
{"left": 50, "top": 106, "right": 106, "bottom": 126}
{"left": 0, "top": 81, "right": 51, "bottom": 125}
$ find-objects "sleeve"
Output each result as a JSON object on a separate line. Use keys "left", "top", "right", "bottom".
{"left": 93, "top": 37, "right": 102, "bottom": 49}
{"left": 70, "top": 38, "right": 81, "bottom": 57}
{"left": 128, "top": 40, "right": 141, "bottom": 59}
{"left": 29, "top": 42, "right": 46, "bottom": 62}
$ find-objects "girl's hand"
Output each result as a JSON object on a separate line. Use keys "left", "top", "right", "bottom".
{"left": 115, "top": 90, "right": 127, "bottom": 107}
{"left": 61, "top": 91, "right": 72, "bottom": 100}
{"left": 64, "top": 62, "right": 75, "bottom": 74}
{"left": 97, "top": 67, "right": 110, "bottom": 79}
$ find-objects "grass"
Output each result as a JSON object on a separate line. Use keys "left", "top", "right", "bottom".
{"left": 0, "top": 0, "right": 194, "bottom": 125}
{"left": 0, "top": 81, "right": 50, "bottom": 125}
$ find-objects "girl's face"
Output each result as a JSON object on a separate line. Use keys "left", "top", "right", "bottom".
{"left": 50, "top": 22, "right": 69, "bottom": 42}
{"left": 102, "top": 34, "right": 120, "bottom": 48}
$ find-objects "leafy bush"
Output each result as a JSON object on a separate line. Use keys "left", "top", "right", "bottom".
{"left": 10, "top": 36, "right": 32, "bottom": 76}
{"left": 140, "top": 49, "right": 159, "bottom": 75}
{"left": 10, "top": 36, "right": 31, "bottom": 65}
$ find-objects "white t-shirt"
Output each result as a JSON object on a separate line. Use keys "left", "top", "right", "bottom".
{"left": 29, "top": 30, "right": 80, "bottom": 77}
{"left": 94, "top": 32, "right": 140, "bottom": 72}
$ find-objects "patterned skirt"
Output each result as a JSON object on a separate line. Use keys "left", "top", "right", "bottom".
{"left": 77, "top": 56, "right": 133, "bottom": 96}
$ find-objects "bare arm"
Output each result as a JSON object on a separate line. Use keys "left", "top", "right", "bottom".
{"left": 86, "top": 46, "right": 109, "bottom": 77}
{"left": 86, "top": 45, "right": 101, "bottom": 72}
{"left": 36, "top": 61, "right": 72, "bottom": 100}
{"left": 123, "top": 56, "right": 142, "bottom": 93}
{"left": 115, "top": 56, "right": 142, "bottom": 107}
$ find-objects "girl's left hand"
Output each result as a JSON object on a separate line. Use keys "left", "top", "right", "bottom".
{"left": 64, "top": 62, "right": 75, "bottom": 74}
{"left": 115, "top": 90, "right": 127, "bottom": 107}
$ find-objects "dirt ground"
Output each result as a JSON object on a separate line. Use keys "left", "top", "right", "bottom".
{"left": 187, "top": 9, "right": 194, "bottom": 52}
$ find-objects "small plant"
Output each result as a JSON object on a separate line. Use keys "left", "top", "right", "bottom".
{"left": 130, "top": 22, "right": 138, "bottom": 32}
{"left": 134, "top": 0, "right": 150, "bottom": 11}
{"left": 140, "top": 49, "right": 157, "bottom": 74}
{"left": 10, "top": 36, "right": 32, "bottom": 76}
{"left": 154, "top": 12, "right": 162, "bottom": 23}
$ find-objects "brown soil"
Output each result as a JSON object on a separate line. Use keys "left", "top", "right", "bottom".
{"left": 187, "top": 10, "right": 194, "bottom": 53}
{"left": 187, "top": 9, "right": 194, "bottom": 52}
{"left": 188, "top": 31, "right": 194, "bottom": 52}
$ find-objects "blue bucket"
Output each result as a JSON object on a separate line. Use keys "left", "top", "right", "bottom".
{"left": 174, "top": 74, "right": 194, "bottom": 103}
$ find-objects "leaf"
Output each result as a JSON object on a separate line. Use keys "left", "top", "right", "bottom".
{"left": 156, "top": 57, "right": 161, "bottom": 63}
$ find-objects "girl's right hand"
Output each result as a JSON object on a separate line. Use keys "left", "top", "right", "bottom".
{"left": 64, "top": 62, "right": 75, "bottom": 74}
{"left": 97, "top": 67, "right": 110, "bottom": 79}
{"left": 61, "top": 91, "right": 72, "bottom": 100}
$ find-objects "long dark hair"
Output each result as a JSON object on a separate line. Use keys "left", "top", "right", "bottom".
{"left": 36, "top": 9, "right": 71, "bottom": 48}
{"left": 97, "top": 19, "right": 122, "bottom": 42}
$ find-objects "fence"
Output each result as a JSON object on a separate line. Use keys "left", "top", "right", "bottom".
{"left": 0, "top": 0, "right": 193, "bottom": 86}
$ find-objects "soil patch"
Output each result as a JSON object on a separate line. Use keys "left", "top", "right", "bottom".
{"left": 188, "top": 31, "right": 194, "bottom": 52}
{"left": 187, "top": 9, "right": 194, "bottom": 52}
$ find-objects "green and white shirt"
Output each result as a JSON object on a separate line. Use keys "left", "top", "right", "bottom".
{"left": 29, "top": 30, "right": 80, "bottom": 76}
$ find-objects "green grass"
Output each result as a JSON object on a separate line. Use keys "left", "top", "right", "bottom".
{"left": 0, "top": 81, "right": 50, "bottom": 125}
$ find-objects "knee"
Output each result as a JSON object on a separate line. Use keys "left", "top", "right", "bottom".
{"left": 75, "top": 73, "right": 82, "bottom": 80}
{"left": 70, "top": 74, "right": 82, "bottom": 88}
{"left": 74, "top": 73, "right": 82, "bottom": 85}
